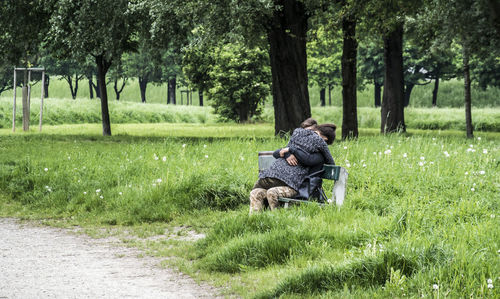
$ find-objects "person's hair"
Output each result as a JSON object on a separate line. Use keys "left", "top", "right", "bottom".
{"left": 300, "top": 118, "right": 318, "bottom": 129}
{"left": 316, "top": 123, "right": 336, "bottom": 145}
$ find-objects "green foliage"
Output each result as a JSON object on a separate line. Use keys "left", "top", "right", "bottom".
{"left": 207, "top": 43, "right": 270, "bottom": 122}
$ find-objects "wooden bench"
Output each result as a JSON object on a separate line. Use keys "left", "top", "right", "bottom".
{"left": 258, "top": 151, "right": 348, "bottom": 207}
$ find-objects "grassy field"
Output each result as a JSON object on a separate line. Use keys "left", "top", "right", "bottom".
{"left": 2, "top": 97, "right": 500, "bottom": 132}
{"left": 1, "top": 77, "right": 499, "bottom": 108}
{"left": 0, "top": 122, "right": 498, "bottom": 298}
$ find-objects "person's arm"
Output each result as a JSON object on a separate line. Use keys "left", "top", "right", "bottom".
{"left": 289, "top": 146, "right": 324, "bottom": 166}
{"left": 319, "top": 143, "right": 335, "bottom": 165}
{"left": 273, "top": 148, "right": 291, "bottom": 159}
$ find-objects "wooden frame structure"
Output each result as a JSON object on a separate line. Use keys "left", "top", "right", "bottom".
{"left": 12, "top": 67, "right": 46, "bottom": 132}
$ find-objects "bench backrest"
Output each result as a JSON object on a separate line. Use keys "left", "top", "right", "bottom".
{"left": 258, "top": 151, "right": 340, "bottom": 181}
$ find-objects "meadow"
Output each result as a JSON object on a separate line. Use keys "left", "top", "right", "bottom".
{"left": 0, "top": 118, "right": 498, "bottom": 298}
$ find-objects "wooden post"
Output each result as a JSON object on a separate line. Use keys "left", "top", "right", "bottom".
{"left": 12, "top": 69, "right": 16, "bottom": 132}
{"left": 40, "top": 71, "right": 45, "bottom": 132}
{"left": 28, "top": 70, "right": 31, "bottom": 107}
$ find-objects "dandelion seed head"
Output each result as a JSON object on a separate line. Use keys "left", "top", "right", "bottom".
{"left": 44, "top": 168, "right": 48, "bottom": 172}
{"left": 433, "top": 284, "right": 439, "bottom": 290}
{"left": 182, "top": 144, "right": 186, "bottom": 148}
{"left": 83, "top": 191, "right": 87, "bottom": 195}
{"left": 471, "top": 188, "right": 475, "bottom": 192}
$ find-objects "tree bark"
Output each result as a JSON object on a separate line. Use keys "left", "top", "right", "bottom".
{"left": 96, "top": 54, "right": 112, "bottom": 136}
{"left": 403, "top": 82, "right": 414, "bottom": 107}
{"left": 432, "top": 75, "right": 439, "bottom": 107}
{"left": 113, "top": 78, "right": 126, "bottom": 100}
{"left": 462, "top": 47, "right": 473, "bottom": 138}
{"left": 95, "top": 76, "right": 101, "bottom": 99}
{"left": 341, "top": 16, "right": 358, "bottom": 139}
{"left": 167, "top": 76, "right": 176, "bottom": 104}
{"left": 374, "top": 82, "right": 382, "bottom": 107}
{"left": 199, "top": 90, "right": 204, "bottom": 106}
{"left": 44, "top": 75, "right": 49, "bottom": 98}
{"left": 381, "top": 23, "right": 406, "bottom": 133}
{"left": 328, "top": 84, "right": 332, "bottom": 106}
{"left": 267, "top": 0, "right": 310, "bottom": 136}
{"left": 88, "top": 75, "right": 94, "bottom": 99}
{"left": 320, "top": 88, "right": 326, "bottom": 106}
{"left": 139, "top": 76, "right": 148, "bottom": 103}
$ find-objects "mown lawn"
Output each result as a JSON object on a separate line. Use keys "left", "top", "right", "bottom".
{"left": 0, "top": 123, "right": 498, "bottom": 298}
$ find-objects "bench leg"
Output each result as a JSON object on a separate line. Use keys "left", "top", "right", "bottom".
{"left": 332, "top": 168, "right": 348, "bottom": 206}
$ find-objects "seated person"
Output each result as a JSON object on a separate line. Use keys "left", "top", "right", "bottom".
{"left": 249, "top": 122, "right": 336, "bottom": 213}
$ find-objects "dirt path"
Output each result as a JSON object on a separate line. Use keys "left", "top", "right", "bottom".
{"left": 0, "top": 218, "right": 220, "bottom": 299}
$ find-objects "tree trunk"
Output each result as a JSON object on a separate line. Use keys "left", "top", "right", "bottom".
{"left": 167, "top": 76, "right": 176, "bottom": 104}
{"left": 88, "top": 75, "right": 94, "bottom": 99}
{"left": 44, "top": 75, "right": 49, "bottom": 98}
{"left": 463, "top": 47, "right": 473, "bottom": 138}
{"left": 139, "top": 76, "right": 148, "bottom": 103}
{"left": 95, "top": 76, "right": 101, "bottom": 99}
{"left": 239, "top": 99, "right": 249, "bottom": 123}
{"left": 341, "top": 16, "right": 358, "bottom": 139}
{"left": 381, "top": 23, "right": 406, "bottom": 133}
{"left": 374, "top": 82, "right": 382, "bottom": 107}
{"left": 328, "top": 84, "right": 332, "bottom": 106}
{"left": 96, "top": 54, "right": 112, "bottom": 136}
{"left": 199, "top": 90, "right": 204, "bottom": 106}
{"left": 267, "top": 0, "right": 310, "bottom": 136}
{"left": 403, "top": 82, "right": 414, "bottom": 107}
{"left": 113, "top": 78, "right": 126, "bottom": 101}
{"left": 432, "top": 75, "right": 439, "bottom": 107}
{"left": 320, "top": 88, "right": 326, "bottom": 106}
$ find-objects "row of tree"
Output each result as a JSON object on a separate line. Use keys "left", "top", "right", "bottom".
{"left": 1, "top": 0, "right": 499, "bottom": 137}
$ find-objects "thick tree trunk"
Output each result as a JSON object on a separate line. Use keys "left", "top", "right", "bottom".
{"left": 167, "top": 76, "right": 176, "bottom": 104}
{"left": 95, "top": 76, "right": 101, "bottom": 99}
{"left": 267, "top": 0, "right": 310, "bottom": 136}
{"left": 463, "top": 47, "right": 473, "bottom": 138}
{"left": 139, "top": 76, "right": 148, "bottom": 103}
{"left": 320, "top": 88, "right": 326, "bottom": 106}
{"left": 432, "top": 75, "right": 439, "bottom": 107}
{"left": 96, "top": 55, "right": 112, "bottom": 136}
{"left": 381, "top": 23, "right": 406, "bottom": 133}
{"left": 341, "top": 16, "right": 358, "bottom": 139}
{"left": 88, "top": 75, "right": 94, "bottom": 99}
{"left": 239, "top": 99, "right": 249, "bottom": 123}
{"left": 199, "top": 90, "right": 204, "bottom": 106}
{"left": 374, "top": 82, "right": 382, "bottom": 107}
{"left": 403, "top": 83, "right": 414, "bottom": 107}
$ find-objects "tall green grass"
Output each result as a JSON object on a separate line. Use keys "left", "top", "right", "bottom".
{"left": 1, "top": 77, "right": 499, "bottom": 107}
{"left": 0, "top": 124, "right": 498, "bottom": 297}
{"left": 1, "top": 97, "right": 499, "bottom": 131}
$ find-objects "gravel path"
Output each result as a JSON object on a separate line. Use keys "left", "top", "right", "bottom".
{"left": 0, "top": 218, "right": 220, "bottom": 299}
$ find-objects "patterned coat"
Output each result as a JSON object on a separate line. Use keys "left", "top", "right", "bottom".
{"left": 259, "top": 128, "right": 334, "bottom": 191}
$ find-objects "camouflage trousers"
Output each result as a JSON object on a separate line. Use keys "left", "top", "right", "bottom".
{"left": 249, "top": 178, "right": 297, "bottom": 213}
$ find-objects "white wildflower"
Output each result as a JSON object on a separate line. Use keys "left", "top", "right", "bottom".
{"left": 119, "top": 192, "right": 123, "bottom": 195}
{"left": 152, "top": 183, "right": 156, "bottom": 187}
{"left": 487, "top": 279, "right": 493, "bottom": 284}
{"left": 83, "top": 192, "right": 87, "bottom": 195}
{"left": 384, "top": 149, "right": 391, "bottom": 155}
{"left": 373, "top": 152, "right": 377, "bottom": 155}
{"left": 403, "top": 153, "right": 408, "bottom": 158}
{"left": 465, "top": 172, "right": 469, "bottom": 175}
{"left": 99, "top": 195, "right": 103, "bottom": 199}
{"left": 479, "top": 170, "right": 485, "bottom": 175}
{"left": 344, "top": 146, "right": 348, "bottom": 150}
{"left": 182, "top": 144, "right": 186, "bottom": 148}
{"left": 44, "top": 168, "right": 48, "bottom": 172}
{"left": 96, "top": 189, "right": 101, "bottom": 193}
{"left": 477, "top": 137, "right": 481, "bottom": 140}
{"left": 483, "top": 149, "right": 488, "bottom": 154}
{"left": 205, "top": 155, "right": 208, "bottom": 158}
{"left": 488, "top": 284, "right": 494, "bottom": 289}
{"left": 420, "top": 156, "right": 425, "bottom": 160}
{"left": 444, "top": 151, "right": 450, "bottom": 157}
{"left": 469, "top": 144, "right": 474, "bottom": 148}
{"left": 471, "top": 188, "right": 475, "bottom": 192}
{"left": 363, "top": 164, "right": 367, "bottom": 168}
{"left": 156, "top": 178, "right": 162, "bottom": 183}
{"left": 162, "top": 156, "right": 167, "bottom": 162}
{"left": 419, "top": 162, "right": 425, "bottom": 166}
{"left": 204, "top": 144, "right": 207, "bottom": 148}
{"left": 346, "top": 163, "right": 351, "bottom": 168}
{"left": 433, "top": 284, "right": 439, "bottom": 290}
